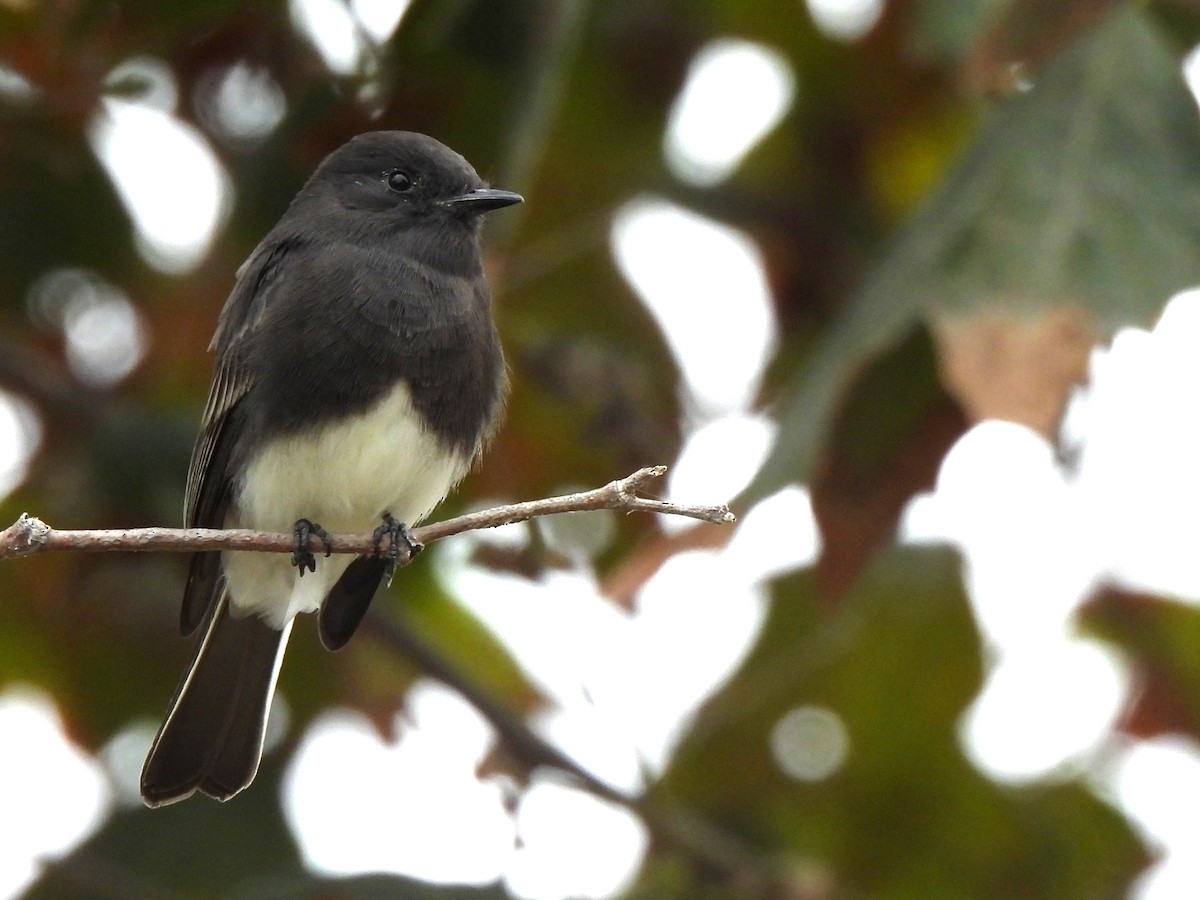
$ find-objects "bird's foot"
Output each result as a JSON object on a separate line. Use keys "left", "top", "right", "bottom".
{"left": 292, "top": 518, "right": 332, "bottom": 575}
{"left": 373, "top": 512, "right": 422, "bottom": 585}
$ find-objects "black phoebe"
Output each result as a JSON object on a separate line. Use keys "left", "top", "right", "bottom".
{"left": 140, "top": 131, "right": 521, "bottom": 806}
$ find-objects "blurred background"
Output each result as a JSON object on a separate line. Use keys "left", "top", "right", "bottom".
{"left": 5, "top": 0, "right": 1200, "bottom": 897}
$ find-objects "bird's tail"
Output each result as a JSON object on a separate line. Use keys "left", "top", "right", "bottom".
{"left": 141, "top": 592, "right": 289, "bottom": 806}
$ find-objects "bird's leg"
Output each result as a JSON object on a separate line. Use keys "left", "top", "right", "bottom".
{"left": 373, "top": 512, "right": 423, "bottom": 585}
{"left": 292, "top": 518, "right": 332, "bottom": 576}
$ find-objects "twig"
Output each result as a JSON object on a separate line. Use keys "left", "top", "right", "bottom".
{"left": 0, "top": 466, "right": 735, "bottom": 561}
{"left": 368, "top": 609, "right": 774, "bottom": 890}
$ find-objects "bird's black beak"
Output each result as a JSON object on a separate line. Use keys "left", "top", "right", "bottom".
{"left": 444, "top": 188, "right": 524, "bottom": 213}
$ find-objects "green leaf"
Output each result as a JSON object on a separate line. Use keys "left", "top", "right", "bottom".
{"left": 809, "top": 325, "right": 968, "bottom": 597}
{"left": 26, "top": 760, "right": 303, "bottom": 898}
{"left": 1082, "top": 587, "right": 1200, "bottom": 740}
{"left": 886, "top": 4, "right": 1200, "bottom": 327}
{"left": 752, "top": 3, "right": 1200, "bottom": 498}
{"left": 910, "top": 0, "right": 1006, "bottom": 62}
{"left": 26, "top": 758, "right": 511, "bottom": 899}
{"left": 650, "top": 545, "right": 1146, "bottom": 898}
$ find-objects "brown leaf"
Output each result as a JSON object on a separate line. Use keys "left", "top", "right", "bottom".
{"left": 932, "top": 305, "right": 1096, "bottom": 438}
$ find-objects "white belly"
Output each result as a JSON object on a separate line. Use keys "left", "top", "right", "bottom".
{"left": 222, "top": 382, "right": 470, "bottom": 626}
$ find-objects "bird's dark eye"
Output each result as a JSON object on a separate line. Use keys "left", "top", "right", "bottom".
{"left": 386, "top": 170, "right": 414, "bottom": 193}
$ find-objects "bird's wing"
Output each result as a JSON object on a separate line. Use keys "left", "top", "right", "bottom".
{"left": 179, "top": 236, "right": 303, "bottom": 634}
{"left": 184, "top": 356, "right": 250, "bottom": 529}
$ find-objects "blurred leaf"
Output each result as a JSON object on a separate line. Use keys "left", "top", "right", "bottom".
{"left": 659, "top": 546, "right": 982, "bottom": 817}
{"left": 932, "top": 304, "right": 1094, "bottom": 436}
{"left": 28, "top": 760, "right": 301, "bottom": 898}
{"left": 752, "top": 3, "right": 1200, "bottom": 498}
{"left": 893, "top": 4, "right": 1200, "bottom": 328}
{"left": 1082, "top": 587, "right": 1200, "bottom": 740}
{"left": 649, "top": 545, "right": 1146, "bottom": 897}
{"left": 27, "top": 759, "right": 512, "bottom": 900}
{"left": 963, "top": 0, "right": 1124, "bottom": 91}
{"left": 811, "top": 326, "right": 968, "bottom": 599}
{"left": 910, "top": 0, "right": 1007, "bottom": 63}
{"left": 0, "top": 130, "right": 133, "bottom": 300}
{"left": 747, "top": 250, "right": 927, "bottom": 499}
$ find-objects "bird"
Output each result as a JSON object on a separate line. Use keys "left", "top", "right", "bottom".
{"left": 140, "top": 131, "right": 521, "bottom": 806}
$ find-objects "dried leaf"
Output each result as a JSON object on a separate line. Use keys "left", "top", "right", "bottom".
{"left": 932, "top": 306, "right": 1095, "bottom": 436}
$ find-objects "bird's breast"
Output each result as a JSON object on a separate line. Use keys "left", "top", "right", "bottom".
{"left": 234, "top": 380, "right": 470, "bottom": 535}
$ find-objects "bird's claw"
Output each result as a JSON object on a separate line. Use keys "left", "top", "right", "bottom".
{"left": 292, "top": 518, "right": 332, "bottom": 576}
{"left": 373, "top": 512, "right": 423, "bottom": 585}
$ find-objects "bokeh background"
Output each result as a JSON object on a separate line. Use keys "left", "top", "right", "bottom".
{"left": 5, "top": 0, "right": 1200, "bottom": 897}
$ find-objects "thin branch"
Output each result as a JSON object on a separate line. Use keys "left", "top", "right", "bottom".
{"left": 367, "top": 609, "right": 775, "bottom": 890}
{"left": 0, "top": 466, "right": 735, "bottom": 561}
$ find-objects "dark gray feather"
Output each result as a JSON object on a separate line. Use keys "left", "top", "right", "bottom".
{"left": 319, "top": 556, "right": 388, "bottom": 651}
{"left": 142, "top": 593, "right": 285, "bottom": 806}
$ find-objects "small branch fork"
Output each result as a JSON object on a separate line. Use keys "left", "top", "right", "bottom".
{"left": 0, "top": 466, "right": 734, "bottom": 562}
